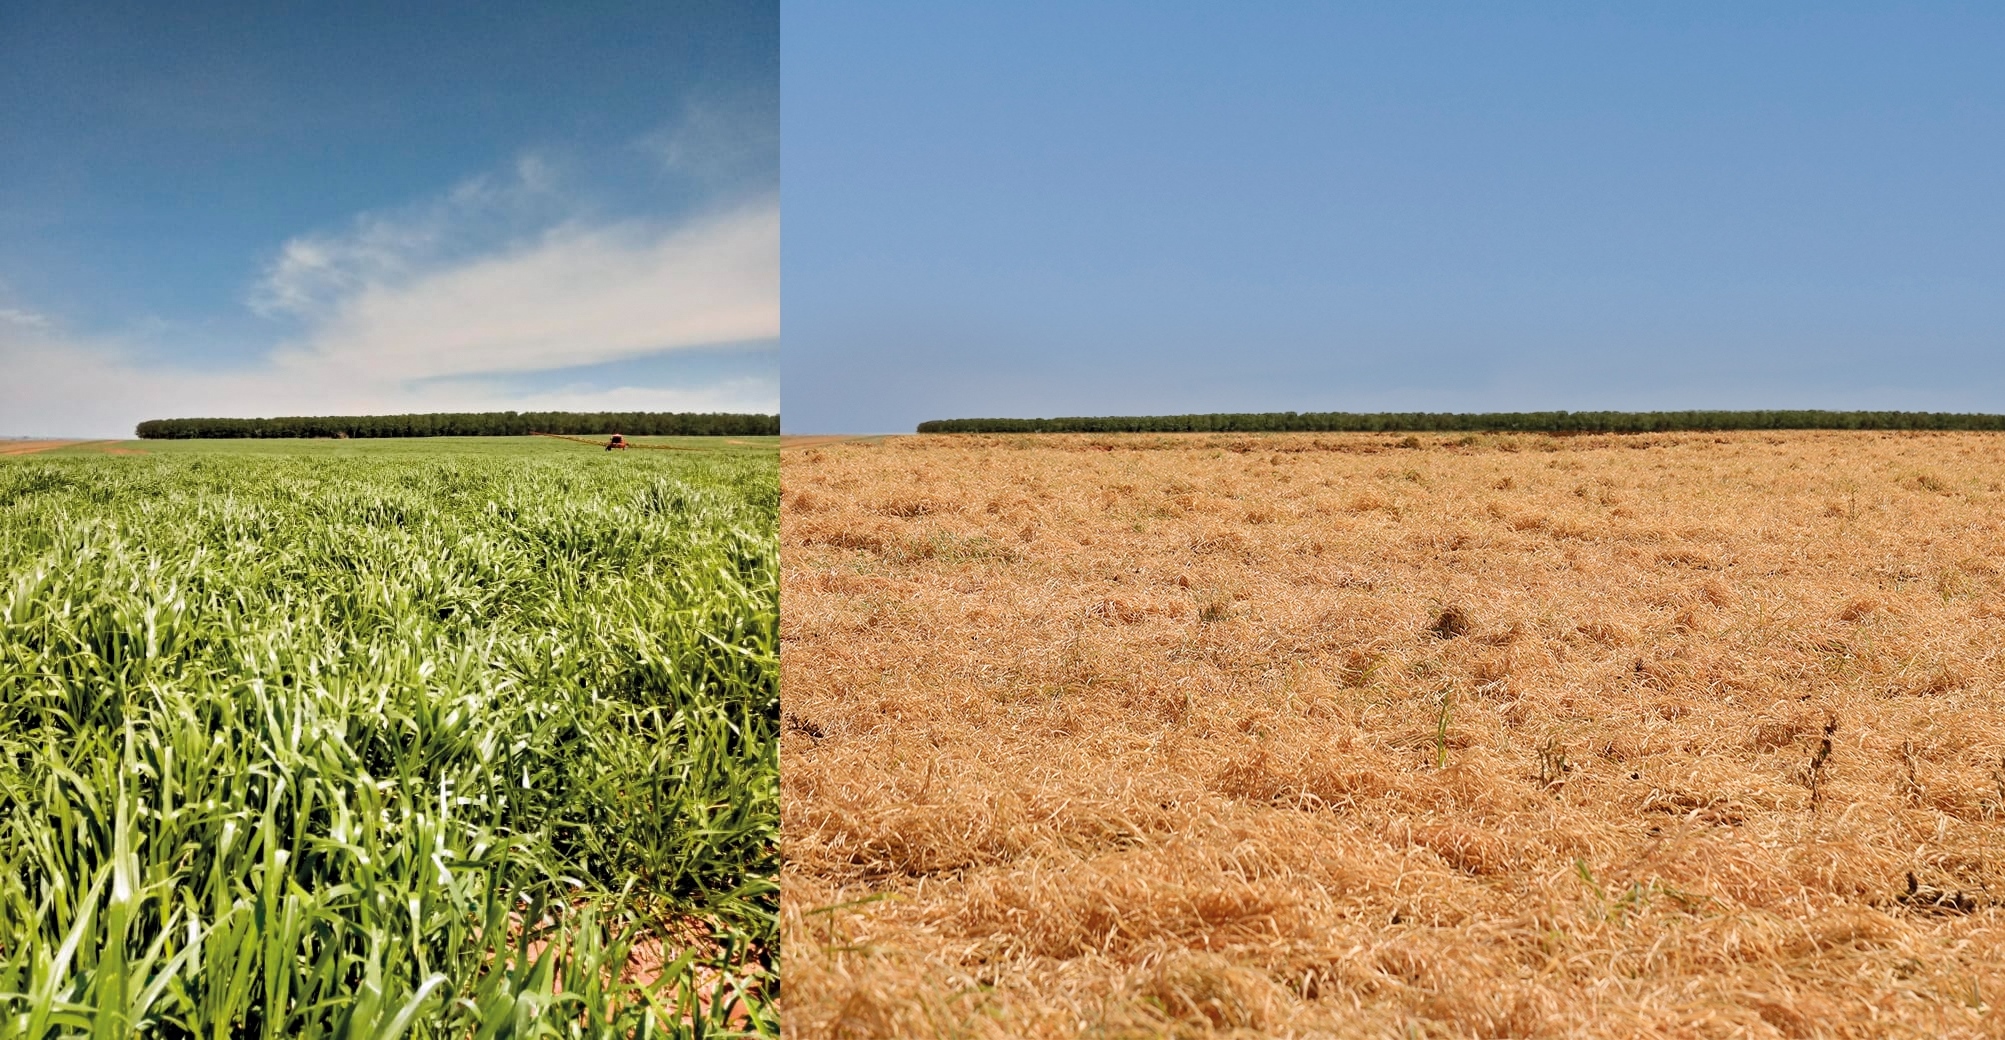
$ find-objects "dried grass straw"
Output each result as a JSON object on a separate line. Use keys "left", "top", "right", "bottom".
{"left": 783, "top": 430, "right": 2005, "bottom": 1038}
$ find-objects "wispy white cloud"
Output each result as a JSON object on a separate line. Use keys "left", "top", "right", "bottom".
{"left": 271, "top": 202, "right": 779, "bottom": 383}
{"left": 0, "top": 320, "right": 777, "bottom": 438}
{"left": 3, "top": 149, "right": 779, "bottom": 438}
{"left": 250, "top": 153, "right": 565, "bottom": 319}
{"left": 0, "top": 307, "right": 52, "bottom": 329}
{"left": 640, "top": 92, "right": 780, "bottom": 187}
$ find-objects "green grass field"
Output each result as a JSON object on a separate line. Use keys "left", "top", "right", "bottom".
{"left": 0, "top": 438, "right": 777, "bottom": 1037}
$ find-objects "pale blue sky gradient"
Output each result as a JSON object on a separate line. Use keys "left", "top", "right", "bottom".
{"left": 783, "top": 2, "right": 2005, "bottom": 432}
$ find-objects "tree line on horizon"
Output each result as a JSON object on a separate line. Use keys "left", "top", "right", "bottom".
{"left": 135, "top": 411, "right": 779, "bottom": 440}
{"left": 915, "top": 410, "right": 2005, "bottom": 435}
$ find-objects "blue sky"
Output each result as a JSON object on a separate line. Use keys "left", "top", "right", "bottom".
{"left": 1, "top": 1, "right": 776, "bottom": 437}
{"left": 783, "top": 2, "right": 2005, "bottom": 432}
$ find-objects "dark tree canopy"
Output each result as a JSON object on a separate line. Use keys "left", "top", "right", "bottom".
{"left": 136, "top": 411, "right": 778, "bottom": 439}
{"left": 916, "top": 411, "right": 2005, "bottom": 435}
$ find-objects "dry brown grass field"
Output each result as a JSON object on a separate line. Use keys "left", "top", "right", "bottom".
{"left": 782, "top": 431, "right": 2005, "bottom": 1039}
{"left": 0, "top": 439, "right": 85, "bottom": 455}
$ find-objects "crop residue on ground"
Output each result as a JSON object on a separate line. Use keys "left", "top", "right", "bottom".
{"left": 783, "top": 431, "right": 2005, "bottom": 1038}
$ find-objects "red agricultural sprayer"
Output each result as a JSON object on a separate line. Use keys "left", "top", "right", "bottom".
{"left": 529, "top": 432, "right": 699, "bottom": 452}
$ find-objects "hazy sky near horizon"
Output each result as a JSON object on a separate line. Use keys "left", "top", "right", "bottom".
{"left": 1, "top": 1, "right": 776, "bottom": 438}
{"left": 784, "top": 2, "right": 2005, "bottom": 433}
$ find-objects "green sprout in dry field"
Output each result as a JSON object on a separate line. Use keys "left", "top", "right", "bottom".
{"left": 0, "top": 442, "right": 777, "bottom": 1037}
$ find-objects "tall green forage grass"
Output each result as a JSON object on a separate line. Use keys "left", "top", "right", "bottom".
{"left": 0, "top": 446, "right": 777, "bottom": 1037}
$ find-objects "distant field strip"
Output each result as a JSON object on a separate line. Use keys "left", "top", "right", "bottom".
{"left": 0, "top": 443, "right": 778, "bottom": 1035}
{"left": 917, "top": 409, "right": 2005, "bottom": 434}
{"left": 0, "top": 441, "right": 86, "bottom": 456}
{"left": 780, "top": 436, "right": 889, "bottom": 450}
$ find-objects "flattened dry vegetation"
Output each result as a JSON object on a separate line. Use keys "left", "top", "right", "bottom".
{"left": 783, "top": 431, "right": 2005, "bottom": 1039}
